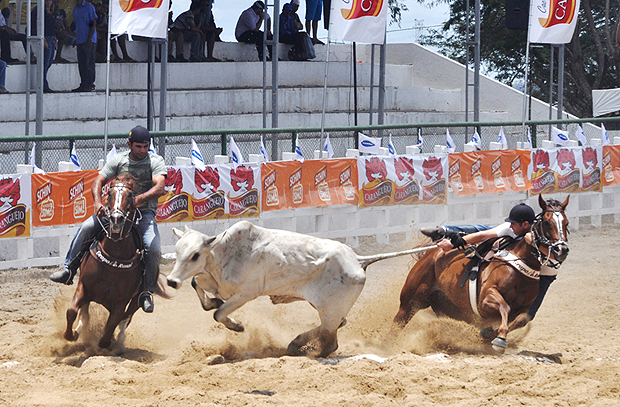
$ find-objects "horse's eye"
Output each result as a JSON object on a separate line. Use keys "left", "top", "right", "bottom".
{"left": 191, "top": 253, "right": 200, "bottom": 262}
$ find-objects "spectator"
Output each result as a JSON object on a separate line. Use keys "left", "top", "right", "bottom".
{"left": 197, "top": 0, "right": 222, "bottom": 62}
{"left": 0, "top": 7, "right": 27, "bottom": 64}
{"left": 305, "top": 0, "right": 324, "bottom": 45}
{"left": 290, "top": 0, "right": 302, "bottom": 26}
{"left": 72, "top": 0, "right": 97, "bottom": 92}
{"left": 0, "top": 58, "right": 8, "bottom": 93}
{"left": 279, "top": 3, "right": 310, "bottom": 60}
{"left": 235, "top": 1, "right": 272, "bottom": 61}
{"left": 51, "top": 0, "right": 76, "bottom": 63}
{"left": 31, "top": 0, "right": 57, "bottom": 93}
{"left": 170, "top": 3, "right": 205, "bottom": 62}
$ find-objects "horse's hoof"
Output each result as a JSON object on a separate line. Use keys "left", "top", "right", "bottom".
{"left": 64, "top": 331, "right": 79, "bottom": 342}
{"left": 491, "top": 337, "right": 507, "bottom": 353}
{"left": 98, "top": 339, "right": 112, "bottom": 349}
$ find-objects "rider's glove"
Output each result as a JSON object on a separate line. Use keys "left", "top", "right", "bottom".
{"left": 450, "top": 235, "right": 467, "bottom": 250}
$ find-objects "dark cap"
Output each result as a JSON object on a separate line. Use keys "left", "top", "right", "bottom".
{"left": 505, "top": 203, "right": 535, "bottom": 224}
{"left": 283, "top": 2, "right": 292, "bottom": 11}
{"left": 128, "top": 125, "right": 151, "bottom": 143}
{"left": 253, "top": 1, "right": 265, "bottom": 10}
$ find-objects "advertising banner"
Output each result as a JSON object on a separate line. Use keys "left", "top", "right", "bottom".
{"left": 329, "top": 0, "right": 388, "bottom": 44}
{"left": 0, "top": 173, "right": 31, "bottom": 238}
{"left": 529, "top": 0, "right": 580, "bottom": 44}
{"left": 528, "top": 146, "right": 603, "bottom": 195}
{"left": 602, "top": 145, "right": 620, "bottom": 186}
{"left": 262, "top": 159, "right": 358, "bottom": 211}
{"left": 31, "top": 170, "right": 99, "bottom": 227}
{"left": 357, "top": 155, "right": 448, "bottom": 208}
{"left": 110, "top": 0, "right": 169, "bottom": 39}
{"left": 448, "top": 150, "right": 531, "bottom": 196}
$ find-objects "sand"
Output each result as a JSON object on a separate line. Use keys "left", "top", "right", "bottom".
{"left": 0, "top": 226, "right": 619, "bottom": 406}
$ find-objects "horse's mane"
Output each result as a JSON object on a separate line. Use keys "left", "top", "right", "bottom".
{"left": 545, "top": 198, "right": 562, "bottom": 208}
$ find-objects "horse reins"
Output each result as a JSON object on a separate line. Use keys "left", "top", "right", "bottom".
{"left": 98, "top": 182, "right": 142, "bottom": 242}
{"left": 530, "top": 207, "right": 568, "bottom": 269}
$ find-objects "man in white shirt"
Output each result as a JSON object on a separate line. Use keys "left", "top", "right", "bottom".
{"left": 235, "top": 1, "right": 272, "bottom": 61}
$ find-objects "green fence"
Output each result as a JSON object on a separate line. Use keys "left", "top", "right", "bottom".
{"left": 1, "top": 117, "right": 618, "bottom": 174}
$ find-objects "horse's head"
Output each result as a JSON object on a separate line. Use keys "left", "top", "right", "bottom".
{"left": 533, "top": 194, "right": 570, "bottom": 264}
{"left": 103, "top": 174, "right": 137, "bottom": 240}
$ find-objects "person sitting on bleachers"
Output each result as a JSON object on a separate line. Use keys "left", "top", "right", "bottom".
{"left": 279, "top": 2, "right": 313, "bottom": 60}
{"left": 0, "top": 7, "right": 27, "bottom": 64}
{"left": 235, "top": 1, "right": 272, "bottom": 61}
{"left": 51, "top": 0, "right": 76, "bottom": 63}
{"left": 170, "top": 3, "right": 206, "bottom": 62}
{"left": 196, "top": 0, "right": 222, "bottom": 62}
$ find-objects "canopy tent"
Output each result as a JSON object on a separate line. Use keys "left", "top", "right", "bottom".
{"left": 592, "top": 89, "right": 620, "bottom": 117}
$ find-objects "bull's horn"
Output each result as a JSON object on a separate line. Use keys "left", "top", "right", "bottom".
{"left": 173, "top": 228, "right": 185, "bottom": 239}
{"left": 202, "top": 235, "right": 216, "bottom": 246}
{"left": 183, "top": 225, "right": 190, "bottom": 232}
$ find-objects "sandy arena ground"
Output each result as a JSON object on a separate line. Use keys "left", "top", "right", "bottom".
{"left": 0, "top": 226, "right": 619, "bottom": 406}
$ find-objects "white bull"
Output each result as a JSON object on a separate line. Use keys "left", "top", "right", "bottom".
{"left": 167, "top": 221, "right": 433, "bottom": 357}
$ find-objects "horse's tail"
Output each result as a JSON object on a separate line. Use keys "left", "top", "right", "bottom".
{"left": 154, "top": 272, "right": 172, "bottom": 299}
{"left": 356, "top": 244, "right": 438, "bottom": 270}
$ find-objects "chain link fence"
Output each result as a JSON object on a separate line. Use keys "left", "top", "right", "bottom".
{"left": 2, "top": 118, "right": 618, "bottom": 174}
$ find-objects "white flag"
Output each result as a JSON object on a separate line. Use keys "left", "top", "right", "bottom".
{"left": 416, "top": 130, "right": 424, "bottom": 153}
{"left": 30, "top": 143, "right": 45, "bottom": 174}
{"left": 602, "top": 123, "right": 610, "bottom": 146}
{"left": 497, "top": 126, "right": 508, "bottom": 149}
{"left": 446, "top": 129, "right": 455, "bottom": 153}
{"left": 260, "top": 135, "right": 269, "bottom": 162}
{"left": 323, "top": 133, "right": 334, "bottom": 159}
{"left": 295, "top": 136, "right": 305, "bottom": 162}
{"left": 529, "top": 0, "right": 581, "bottom": 44}
{"left": 388, "top": 134, "right": 397, "bottom": 157}
{"left": 358, "top": 132, "right": 380, "bottom": 155}
{"left": 524, "top": 127, "right": 533, "bottom": 149}
{"left": 106, "top": 144, "right": 117, "bottom": 162}
{"left": 70, "top": 144, "right": 81, "bottom": 170}
{"left": 110, "top": 0, "right": 169, "bottom": 39}
{"left": 466, "top": 129, "right": 481, "bottom": 149}
{"left": 229, "top": 136, "right": 245, "bottom": 165}
{"left": 551, "top": 126, "right": 570, "bottom": 146}
{"left": 329, "top": 0, "right": 388, "bottom": 44}
{"left": 191, "top": 139, "right": 206, "bottom": 171}
{"left": 149, "top": 143, "right": 157, "bottom": 154}
{"left": 575, "top": 125, "right": 588, "bottom": 146}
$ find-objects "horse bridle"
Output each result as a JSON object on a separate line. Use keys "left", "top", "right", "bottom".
{"left": 97, "top": 182, "right": 142, "bottom": 242}
{"left": 530, "top": 207, "right": 568, "bottom": 269}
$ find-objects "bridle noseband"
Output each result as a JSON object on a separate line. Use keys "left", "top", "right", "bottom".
{"left": 98, "top": 182, "right": 141, "bottom": 242}
{"left": 530, "top": 207, "right": 568, "bottom": 269}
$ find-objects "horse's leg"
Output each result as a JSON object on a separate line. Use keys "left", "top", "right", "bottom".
{"left": 64, "top": 283, "right": 87, "bottom": 341}
{"left": 393, "top": 257, "right": 435, "bottom": 328}
{"left": 116, "top": 296, "right": 140, "bottom": 348}
{"left": 74, "top": 303, "right": 90, "bottom": 337}
{"left": 192, "top": 275, "right": 223, "bottom": 311}
{"left": 479, "top": 288, "right": 511, "bottom": 349}
{"left": 507, "top": 311, "right": 531, "bottom": 332}
{"left": 99, "top": 305, "right": 127, "bottom": 349}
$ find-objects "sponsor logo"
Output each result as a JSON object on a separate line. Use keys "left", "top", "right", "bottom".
{"left": 157, "top": 194, "right": 189, "bottom": 222}
{"left": 289, "top": 167, "right": 302, "bottom": 190}
{"left": 394, "top": 181, "right": 419, "bottom": 204}
{"left": 231, "top": 165, "right": 255, "bottom": 192}
{"left": 36, "top": 180, "right": 52, "bottom": 206}
{"left": 582, "top": 168, "right": 601, "bottom": 190}
{"left": 192, "top": 191, "right": 225, "bottom": 219}
{"left": 365, "top": 157, "right": 387, "bottom": 182}
{"left": 165, "top": 168, "right": 183, "bottom": 195}
{"left": 229, "top": 190, "right": 259, "bottom": 217}
{"left": 422, "top": 180, "right": 446, "bottom": 203}
{"left": 195, "top": 167, "right": 220, "bottom": 194}
{"left": 119, "top": 0, "right": 163, "bottom": 13}
{"left": 537, "top": 0, "right": 578, "bottom": 28}
{"left": 341, "top": 0, "right": 384, "bottom": 20}
{"left": 531, "top": 171, "right": 557, "bottom": 194}
{"left": 73, "top": 195, "right": 87, "bottom": 219}
{"left": 362, "top": 180, "right": 392, "bottom": 206}
{"left": 68, "top": 177, "right": 84, "bottom": 204}
{"left": 0, "top": 204, "right": 27, "bottom": 236}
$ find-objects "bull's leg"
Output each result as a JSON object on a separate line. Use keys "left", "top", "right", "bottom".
{"left": 479, "top": 288, "right": 511, "bottom": 350}
{"left": 192, "top": 275, "right": 223, "bottom": 311}
{"left": 99, "top": 306, "right": 127, "bottom": 349}
{"left": 64, "top": 284, "right": 87, "bottom": 341}
{"left": 213, "top": 293, "right": 254, "bottom": 332}
{"left": 287, "top": 327, "right": 320, "bottom": 356}
{"left": 317, "top": 329, "right": 339, "bottom": 358}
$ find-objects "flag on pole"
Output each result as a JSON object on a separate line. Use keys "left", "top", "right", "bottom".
{"left": 466, "top": 129, "right": 481, "bottom": 149}
{"left": 110, "top": 0, "right": 169, "bottom": 39}
{"left": 602, "top": 123, "right": 610, "bottom": 146}
{"left": 260, "top": 135, "right": 269, "bottom": 162}
{"left": 529, "top": 0, "right": 581, "bottom": 44}
{"left": 229, "top": 136, "right": 245, "bottom": 165}
{"left": 149, "top": 142, "right": 157, "bottom": 154}
{"left": 415, "top": 130, "right": 424, "bottom": 153}
{"left": 497, "top": 127, "right": 508, "bottom": 149}
{"left": 524, "top": 127, "right": 533, "bottom": 149}
{"left": 107, "top": 144, "right": 117, "bottom": 162}
{"left": 446, "top": 129, "right": 455, "bottom": 153}
{"left": 329, "top": 0, "right": 388, "bottom": 44}
{"left": 70, "top": 145, "right": 82, "bottom": 170}
{"left": 551, "top": 126, "right": 571, "bottom": 146}
{"left": 358, "top": 132, "right": 381, "bottom": 155}
{"left": 191, "top": 139, "right": 206, "bottom": 171}
{"left": 294, "top": 136, "right": 305, "bottom": 162}
{"left": 323, "top": 133, "right": 334, "bottom": 158}
{"left": 575, "top": 125, "right": 588, "bottom": 146}
{"left": 388, "top": 134, "right": 397, "bottom": 157}
{"left": 30, "top": 143, "right": 45, "bottom": 174}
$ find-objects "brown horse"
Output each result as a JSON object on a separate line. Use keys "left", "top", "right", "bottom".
{"left": 394, "top": 195, "right": 570, "bottom": 350}
{"left": 63, "top": 174, "right": 144, "bottom": 349}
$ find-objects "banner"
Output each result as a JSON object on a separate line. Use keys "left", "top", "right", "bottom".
{"left": 448, "top": 150, "right": 531, "bottom": 196}
{"left": 329, "top": 0, "right": 388, "bottom": 44}
{"left": 0, "top": 173, "right": 31, "bottom": 238}
{"left": 602, "top": 146, "right": 620, "bottom": 186}
{"left": 262, "top": 159, "right": 358, "bottom": 211}
{"left": 31, "top": 171, "right": 99, "bottom": 227}
{"left": 529, "top": 0, "right": 580, "bottom": 44}
{"left": 110, "top": 0, "right": 169, "bottom": 39}
{"left": 528, "top": 146, "right": 602, "bottom": 194}
{"left": 357, "top": 155, "right": 448, "bottom": 208}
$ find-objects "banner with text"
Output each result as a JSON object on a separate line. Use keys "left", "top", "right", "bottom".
{"left": 357, "top": 155, "right": 448, "bottom": 208}
{"left": 0, "top": 173, "right": 31, "bottom": 238}
{"left": 602, "top": 145, "right": 620, "bottom": 186}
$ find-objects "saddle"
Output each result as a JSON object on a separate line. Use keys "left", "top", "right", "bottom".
{"left": 459, "top": 236, "right": 517, "bottom": 288}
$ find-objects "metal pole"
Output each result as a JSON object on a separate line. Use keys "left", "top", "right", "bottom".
{"left": 159, "top": 39, "right": 168, "bottom": 157}
{"left": 35, "top": 0, "right": 43, "bottom": 136}
{"left": 104, "top": 23, "right": 113, "bottom": 161}
{"left": 521, "top": 40, "right": 531, "bottom": 138}
{"left": 272, "top": 0, "right": 279, "bottom": 129}
{"left": 369, "top": 44, "right": 375, "bottom": 126}
{"left": 474, "top": 0, "right": 480, "bottom": 122}
{"left": 548, "top": 44, "right": 554, "bottom": 136}
{"left": 319, "top": 31, "right": 332, "bottom": 149}
{"left": 25, "top": 0, "right": 31, "bottom": 139}
{"left": 147, "top": 38, "right": 153, "bottom": 131}
{"left": 557, "top": 43, "right": 564, "bottom": 121}
{"left": 262, "top": 2, "right": 268, "bottom": 129}
{"left": 377, "top": 40, "right": 386, "bottom": 137}
{"left": 465, "top": 0, "right": 470, "bottom": 124}
{"left": 352, "top": 42, "right": 358, "bottom": 126}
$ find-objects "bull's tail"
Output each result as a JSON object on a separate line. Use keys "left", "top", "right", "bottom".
{"left": 356, "top": 245, "right": 438, "bottom": 270}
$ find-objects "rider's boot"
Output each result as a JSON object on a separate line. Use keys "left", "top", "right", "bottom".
{"left": 420, "top": 226, "right": 446, "bottom": 242}
{"left": 139, "top": 291, "right": 154, "bottom": 313}
{"left": 49, "top": 265, "right": 77, "bottom": 285}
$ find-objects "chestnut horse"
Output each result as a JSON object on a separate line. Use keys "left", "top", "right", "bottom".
{"left": 394, "top": 195, "right": 570, "bottom": 350}
{"left": 64, "top": 175, "right": 144, "bottom": 349}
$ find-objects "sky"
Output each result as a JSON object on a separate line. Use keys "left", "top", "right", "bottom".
{"left": 170, "top": 0, "right": 449, "bottom": 44}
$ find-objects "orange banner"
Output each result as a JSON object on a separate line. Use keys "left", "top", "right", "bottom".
{"left": 603, "top": 145, "right": 620, "bottom": 186}
{"left": 31, "top": 170, "right": 99, "bottom": 227}
{"left": 448, "top": 150, "right": 531, "bottom": 196}
{"left": 0, "top": 174, "right": 31, "bottom": 238}
{"left": 261, "top": 159, "right": 358, "bottom": 211}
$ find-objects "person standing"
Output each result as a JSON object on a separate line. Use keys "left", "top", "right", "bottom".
{"left": 49, "top": 126, "right": 167, "bottom": 313}
{"left": 72, "top": 0, "right": 97, "bottom": 92}
{"left": 305, "top": 0, "right": 324, "bottom": 44}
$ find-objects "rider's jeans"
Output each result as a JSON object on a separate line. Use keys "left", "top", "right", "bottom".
{"left": 64, "top": 210, "right": 161, "bottom": 294}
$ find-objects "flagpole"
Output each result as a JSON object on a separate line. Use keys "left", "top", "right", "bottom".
{"left": 520, "top": 0, "right": 532, "bottom": 142}
{"left": 320, "top": 4, "right": 334, "bottom": 151}
{"left": 104, "top": 10, "right": 112, "bottom": 162}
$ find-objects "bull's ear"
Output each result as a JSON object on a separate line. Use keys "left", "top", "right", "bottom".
{"left": 173, "top": 228, "right": 185, "bottom": 239}
{"left": 202, "top": 235, "right": 216, "bottom": 247}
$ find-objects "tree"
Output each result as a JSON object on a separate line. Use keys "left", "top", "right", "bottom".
{"left": 420, "top": 0, "right": 620, "bottom": 119}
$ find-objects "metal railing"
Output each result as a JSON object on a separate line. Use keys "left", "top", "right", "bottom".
{"left": 1, "top": 117, "right": 618, "bottom": 174}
